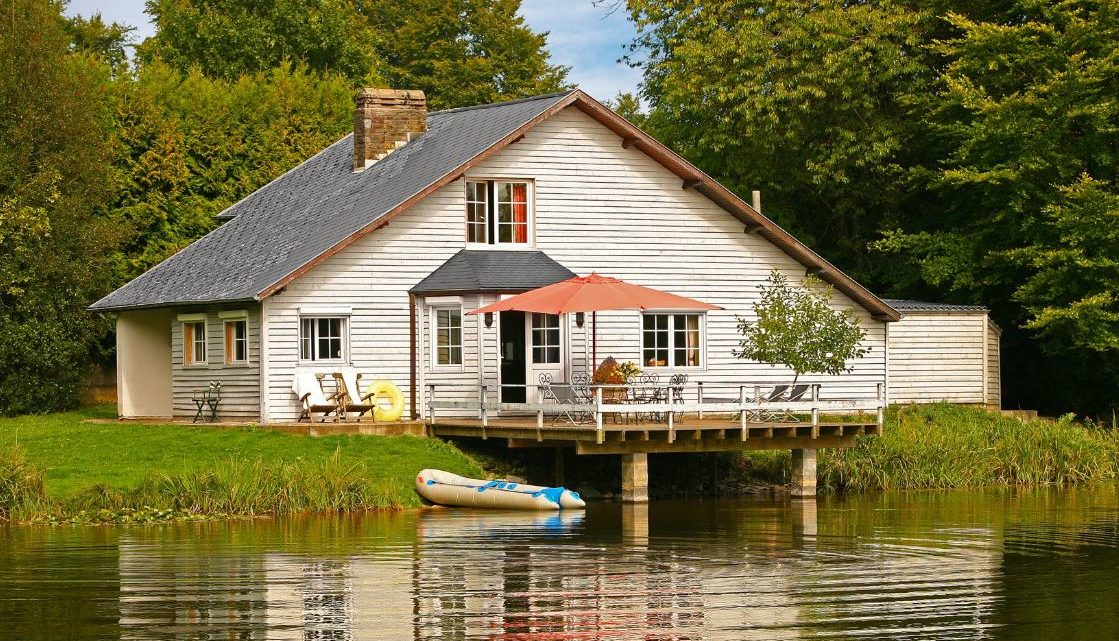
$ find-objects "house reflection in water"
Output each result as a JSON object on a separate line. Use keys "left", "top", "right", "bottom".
{"left": 106, "top": 503, "right": 1003, "bottom": 640}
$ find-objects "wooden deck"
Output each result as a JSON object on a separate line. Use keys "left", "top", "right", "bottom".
{"left": 428, "top": 415, "right": 879, "bottom": 454}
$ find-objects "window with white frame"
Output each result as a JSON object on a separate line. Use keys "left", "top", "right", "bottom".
{"left": 464, "top": 180, "right": 531, "bottom": 246}
{"left": 531, "top": 313, "right": 560, "bottom": 364}
{"left": 433, "top": 307, "right": 463, "bottom": 366}
{"left": 300, "top": 317, "right": 346, "bottom": 361}
{"left": 183, "top": 321, "right": 207, "bottom": 366}
{"left": 224, "top": 319, "right": 248, "bottom": 364}
{"left": 642, "top": 313, "right": 703, "bottom": 368}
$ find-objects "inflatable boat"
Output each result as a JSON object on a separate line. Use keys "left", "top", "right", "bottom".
{"left": 415, "top": 469, "right": 586, "bottom": 510}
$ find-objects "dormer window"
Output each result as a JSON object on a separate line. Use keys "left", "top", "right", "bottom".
{"left": 465, "top": 180, "right": 532, "bottom": 246}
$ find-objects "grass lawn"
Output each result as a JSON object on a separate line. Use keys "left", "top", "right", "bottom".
{"left": 0, "top": 405, "right": 483, "bottom": 502}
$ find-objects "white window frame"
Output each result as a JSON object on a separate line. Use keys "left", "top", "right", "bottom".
{"left": 299, "top": 316, "right": 349, "bottom": 363}
{"left": 431, "top": 305, "right": 465, "bottom": 370}
{"left": 183, "top": 320, "right": 207, "bottom": 367}
{"left": 639, "top": 312, "right": 707, "bottom": 369}
{"left": 224, "top": 319, "right": 249, "bottom": 365}
{"left": 531, "top": 313, "right": 561, "bottom": 364}
{"left": 463, "top": 178, "right": 534, "bottom": 249}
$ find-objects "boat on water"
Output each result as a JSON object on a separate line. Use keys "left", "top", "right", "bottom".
{"left": 415, "top": 469, "right": 586, "bottom": 510}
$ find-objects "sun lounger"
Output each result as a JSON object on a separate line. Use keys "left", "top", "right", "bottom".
{"left": 336, "top": 371, "right": 376, "bottom": 420}
{"left": 292, "top": 371, "right": 344, "bottom": 422}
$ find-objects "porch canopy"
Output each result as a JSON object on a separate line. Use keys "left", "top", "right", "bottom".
{"left": 467, "top": 273, "right": 722, "bottom": 368}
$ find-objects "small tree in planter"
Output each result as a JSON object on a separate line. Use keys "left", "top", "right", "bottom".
{"left": 734, "top": 270, "right": 869, "bottom": 385}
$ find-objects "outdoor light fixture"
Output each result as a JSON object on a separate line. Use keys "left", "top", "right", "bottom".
{"left": 575, "top": 312, "right": 585, "bottom": 328}
{"left": 484, "top": 312, "right": 494, "bottom": 328}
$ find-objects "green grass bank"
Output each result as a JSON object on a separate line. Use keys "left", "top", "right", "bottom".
{"left": 0, "top": 406, "right": 483, "bottom": 523}
{"left": 736, "top": 404, "right": 1119, "bottom": 491}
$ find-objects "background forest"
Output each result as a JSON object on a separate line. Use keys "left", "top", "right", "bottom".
{"left": 1, "top": 0, "right": 1116, "bottom": 419}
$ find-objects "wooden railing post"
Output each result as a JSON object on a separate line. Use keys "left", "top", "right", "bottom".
{"left": 876, "top": 382, "right": 885, "bottom": 434}
{"left": 811, "top": 384, "right": 820, "bottom": 439}
{"left": 536, "top": 384, "right": 546, "bottom": 431}
{"left": 595, "top": 386, "right": 604, "bottom": 444}
{"left": 697, "top": 381, "right": 704, "bottom": 419}
{"left": 739, "top": 385, "right": 747, "bottom": 439}
{"left": 480, "top": 384, "right": 488, "bottom": 428}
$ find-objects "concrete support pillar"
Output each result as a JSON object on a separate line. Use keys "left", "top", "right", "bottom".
{"left": 791, "top": 448, "right": 817, "bottom": 498}
{"left": 621, "top": 453, "right": 649, "bottom": 503}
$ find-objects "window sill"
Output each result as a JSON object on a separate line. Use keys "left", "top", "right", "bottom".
{"left": 430, "top": 364, "right": 466, "bottom": 373}
{"left": 223, "top": 362, "right": 253, "bottom": 369}
{"left": 464, "top": 242, "right": 535, "bottom": 251}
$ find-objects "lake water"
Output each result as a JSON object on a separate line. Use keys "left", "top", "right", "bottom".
{"left": 2, "top": 487, "right": 1117, "bottom": 640}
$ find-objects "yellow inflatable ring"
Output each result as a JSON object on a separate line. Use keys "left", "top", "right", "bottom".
{"left": 366, "top": 380, "right": 405, "bottom": 422}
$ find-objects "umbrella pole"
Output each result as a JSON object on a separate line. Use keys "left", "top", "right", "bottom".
{"left": 592, "top": 311, "right": 597, "bottom": 371}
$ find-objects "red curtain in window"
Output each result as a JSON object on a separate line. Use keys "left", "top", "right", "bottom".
{"left": 513, "top": 183, "right": 528, "bottom": 243}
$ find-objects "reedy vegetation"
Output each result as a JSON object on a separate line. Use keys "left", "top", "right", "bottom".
{"left": 0, "top": 446, "right": 476, "bottom": 524}
{"left": 737, "top": 404, "right": 1119, "bottom": 491}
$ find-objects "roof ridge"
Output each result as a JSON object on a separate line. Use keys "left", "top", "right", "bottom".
{"left": 429, "top": 90, "right": 576, "bottom": 116}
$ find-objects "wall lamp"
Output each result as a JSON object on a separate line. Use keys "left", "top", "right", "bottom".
{"left": 575, "top": 312, "right": 585, "bottom": 328}
{"left": 484, "top": 312, "right": 494, "bottom": 328}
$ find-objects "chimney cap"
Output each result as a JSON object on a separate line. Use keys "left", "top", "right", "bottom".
{"left": 355, "top": 88, "right": 426, "bottom": 108}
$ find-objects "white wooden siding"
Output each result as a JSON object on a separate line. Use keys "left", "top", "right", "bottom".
{"left": 986, "top": 321, "right": 1001, "bottom": 408}
{"left": 886, "top": 311, "right": 991, "bottom": 405}
{"left": 262, "top": 106, "right": 887, "bottom": 421}
{"left": 171, "top": 306, "right": 262, "bottom": 421}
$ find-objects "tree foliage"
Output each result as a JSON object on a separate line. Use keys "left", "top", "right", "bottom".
{"left": 735, "top": 271, "right": 869, "bottom": 383}
{"left": 629, "top": 0, "right": 1119, "bottom": 415}
{"left": 0, "top": 0, "right": 120, "bottom": 414}
{"left": 108, "top": 61, "right": 353, "bottom": 278}
{"left": 140, "top": 0, "right": 380, "bottom": 83}
{"left": 140, "top": 0, "right": 569, "bottom": 109}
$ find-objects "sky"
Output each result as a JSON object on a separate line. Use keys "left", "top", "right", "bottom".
{"left": 64, "top": 0, "right": 642, "bottom": 101}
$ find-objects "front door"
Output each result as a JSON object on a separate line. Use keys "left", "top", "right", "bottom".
{"left": 526, "top": 312, "right": 564, "bottom": 403}
{"left": 499, "top": 311, "right": 526, "bottom": 402}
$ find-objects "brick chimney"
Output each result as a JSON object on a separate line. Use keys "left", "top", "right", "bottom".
{"left": 353, "top": 88, "right": 427, "bottom": 171}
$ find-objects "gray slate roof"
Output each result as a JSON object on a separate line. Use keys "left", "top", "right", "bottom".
{"left": 90, "top": 91, "right": 576, "bottom": 312}
{"left": 410, "top": 249, "right": 575, "bottom": 295}
{"left": 883, "top": 299, "right": 988, "bottom": 312}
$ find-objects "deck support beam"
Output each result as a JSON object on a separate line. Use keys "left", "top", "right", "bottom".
{"left": 621, "top": 452, "right": 649, "bottom": 503}
{"left": 791, "top": 448, "right": 817, "bottom": 499}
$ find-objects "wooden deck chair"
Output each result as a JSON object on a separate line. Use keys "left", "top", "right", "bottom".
{"left": 769, "top": 384, "right": 812, "bottom": 423}
{"left": 292, "top": 371, "right": 344, "bottom": 422}
{"left": 337, "top": 371, "right": 376, "bottom": 420}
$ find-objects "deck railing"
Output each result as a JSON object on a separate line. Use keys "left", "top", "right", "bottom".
{"left": 425, "top": 382, "right": 885, "bottom": 444}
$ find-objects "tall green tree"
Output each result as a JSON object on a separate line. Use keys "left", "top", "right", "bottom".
{"left": 0, "top": 0, "right": 120, "bottom": 414}
{"left": 363, "top": 0, "right": 570, "bottom": 109}
{"left": 139, "top": 0, "right": 569, "bottom": 109}
{"left": 626, "top": 0, "right": 930, "bottom": 273}
{"left": 876, "top": 0, "right": 1119, "bottom": 414}
{"left": 108, "top": 61, "right": 354, "bottom": 278}
{"left": 140, "top": 0, "right": 380, "bottom": 83}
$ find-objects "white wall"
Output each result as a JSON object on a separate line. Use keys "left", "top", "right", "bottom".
{"left": 262, "top": 106, "right": 887, "bottom": 421}
{"left": 886, "top": 311, "right": 990, "bottom": 405}
{"left": 116, "top": 309, "right": 173, "bottom": 418}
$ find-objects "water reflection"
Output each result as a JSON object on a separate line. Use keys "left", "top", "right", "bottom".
{"left": 1, "top": 487, "right": 1117, "bottom": 640}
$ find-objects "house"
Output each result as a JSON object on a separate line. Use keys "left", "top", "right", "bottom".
{"left": 91, "top": 88, "right": 899, "bottom": 424}
{"left": 93, "top": 88, "right": 910, "bottom": 498}
{"left": 884, "top": 300, "right": 1001, "bottom": 409}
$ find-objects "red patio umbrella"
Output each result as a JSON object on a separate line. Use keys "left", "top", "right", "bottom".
{"left": 467, "top": 273, "right": 722, "bottom": 369}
